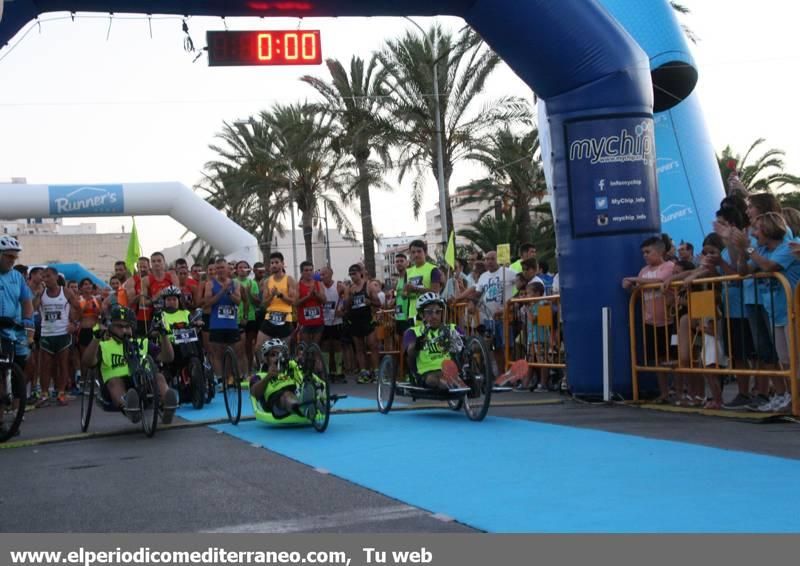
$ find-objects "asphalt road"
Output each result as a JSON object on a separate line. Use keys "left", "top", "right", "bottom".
{"left": 3, "top": 382, "right": 799, "bottom": 532}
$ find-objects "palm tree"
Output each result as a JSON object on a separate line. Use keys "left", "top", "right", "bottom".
{"left": 376, "top": 22, "right": 531, "bottom": 244}
{"left": 457, "top": 124, "right": 545, "bottom": 245}
{"left": 258, "top": 103, "right": 356, "bottom": 261}
{"left": 194, "top": 120, "right": 291, "bottom": 260}
{"left": 301, "top": 56, "right": 394, "bottom": 277}
{"left": 669, "top": 1, "right": 699, "bottom": 44}
{"left": 459, "top": 215, "right": 516, "bottom": 257}
{"left": 717, "top": 138, "right": 800, "bottom": 193}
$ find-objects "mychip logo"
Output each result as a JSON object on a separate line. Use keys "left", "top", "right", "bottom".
{"left": 48, "top": 185, "right": 124, "bottom": 216}
{"left": 569, "top": 120, "right": 655, "bottom": 166}
{"left": 661, "top": 203, "right": 694, "bottom": 224}
{"left": 656, "top": 157, "right": 681, "bottom": 175}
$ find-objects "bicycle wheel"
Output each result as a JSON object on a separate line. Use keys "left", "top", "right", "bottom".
{"left": 300, "top": 343, "right": 327, "bottom": 382}
{"left": 376, "top": 355, "right": 396, "bottom": 414}
{"left": 0, "top": 363, "right": 26, "bottom": 443}
{"left": 189, "top": 357, "right": 205, "bottom": 410}
{"left": 138, "top": 356, "right": 160, "bottom": 438}
{"left": 222, "top": 346, "right": 241, "bottom": 425}
{"left": 462, "top": 337, "right": 493, "bottom": 422}
{"left": 202, "top": 354, "right": 215, "bottom": 403}
{"left": 80, "top": 367, "right": 97, "bottom": 432}
{"left": 306, "top": 372, "right": 331, "bottom": 433}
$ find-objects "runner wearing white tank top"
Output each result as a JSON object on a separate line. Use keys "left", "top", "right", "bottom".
{"left": 319, "top": 266, "right": 348, "bottom": 382}
{"left": 33, "top": 268, "right": 81, "bottom": 407}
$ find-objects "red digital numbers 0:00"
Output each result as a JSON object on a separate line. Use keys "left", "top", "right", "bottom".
{"left": 207, "top": 30, "right": 322, "bottom": 66}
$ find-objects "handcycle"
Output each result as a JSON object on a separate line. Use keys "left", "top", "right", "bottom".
{"left": 376, "top": 331, "right": 509, "bottom": 422}
{"left": 80, "top": 334, "right": 161, "bottom": 438}
{"left": 159, "top": 310, "right": 215, "bottom": 410}
{"left": 238, "top": 341, "right": 345, "bottom": 433}
{"left": 0, "top": 317, "right": 27, "bottom": 442}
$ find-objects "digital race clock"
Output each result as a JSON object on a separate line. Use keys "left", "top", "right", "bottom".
{"left": 207, "top": 30, "right": 322, "bottom": 66}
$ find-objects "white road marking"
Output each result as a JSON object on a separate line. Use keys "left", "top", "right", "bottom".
{"left": 205, "top": 505, "right": 427, "bottom": 533}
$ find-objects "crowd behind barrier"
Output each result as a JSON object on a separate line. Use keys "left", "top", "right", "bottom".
{"left": 629, "top": 272, "right": 799, "bottom": 416}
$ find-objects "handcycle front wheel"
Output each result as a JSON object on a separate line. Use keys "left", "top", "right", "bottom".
{"left": 0, "top": 363, "right": 26, "bottom": 443}
{"left": 298, "top": 342, "right": 331, "bottom": 432}
{"left": 138, "top": 356, "right": 161, "bottom": 438}
{"left": 462, "top": 337, "right": 493, "bottom": 422}
{"left": 80, "top": 367, "right": 97, "bottom": 433}
{"left": 188, "top": 357, "right": 205, "bottom": 410}
{"left": 222, "top": 346, "right": 242, "bottom": 425}
{"left": 376, "top": 355, "right": 396, "bottom": 414}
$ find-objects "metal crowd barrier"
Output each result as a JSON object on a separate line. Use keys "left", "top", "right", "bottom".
{"left": 503, "top": 294, "right": 566, "bottom": 372}
{"left": 629, "top": 272, "right": 798, "bottom": 416}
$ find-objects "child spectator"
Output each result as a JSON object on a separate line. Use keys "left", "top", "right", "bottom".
{"left": 622, "top": 236, "right": 676, "bottom": 402}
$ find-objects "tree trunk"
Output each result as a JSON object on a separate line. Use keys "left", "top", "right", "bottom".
{"left": 516, "top": 200, "right": 533, "bottom": 245}
{"left": 301, "top": 210, "right": 314, "bottom": 262}
{"left": 357, "top": 158, "right": 376, "bottom": 279}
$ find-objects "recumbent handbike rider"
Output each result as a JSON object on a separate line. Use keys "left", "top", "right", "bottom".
{"left": 82, "top": 306, "right": 180, "bottom": 423}
{"left": 153, "top": 286, "right": 204, "bottom": 371}
{"left": 404, "top": 293, "right": 468, "bottom": 390}
{"left": 249, "top": 339, "right": 317, "bottom": 419}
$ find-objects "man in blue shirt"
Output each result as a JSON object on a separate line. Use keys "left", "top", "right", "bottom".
{"left": 0, "top": 236, "right": 34, "bottom": 366}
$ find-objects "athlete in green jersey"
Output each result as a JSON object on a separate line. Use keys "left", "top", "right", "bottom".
{"left": 82, "top": 306, "right": 179, "bottom": 424}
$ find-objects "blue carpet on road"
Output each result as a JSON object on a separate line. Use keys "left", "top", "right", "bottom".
{"left": 211, "top": 411, "right": 800, "bottom": 533}
{"left": 176, "top": 393, "right": 379, "bottom": 422}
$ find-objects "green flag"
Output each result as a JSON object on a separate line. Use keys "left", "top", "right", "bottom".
{"left": 445, "top": 230, "right": 456, "bottom": 269}
{"left": 125, "top": 217, "right": 142, "bottom": 275}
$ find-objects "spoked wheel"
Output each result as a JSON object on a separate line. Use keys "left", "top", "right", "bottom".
{"left": 376, "top": 355, "right": 396, "bottom": 414}
{"left": 462, "top": 337, "right": 493, "bottom": 422}
{"left": 202, "top": 354, "right": 215, "bottom": 403}
{"left": 80, "top": 367, "right": 97, "bottom": 432}
{"left": 305, "top": 372, "right": 331, "bottom": 433}
{"left": 0, "top": 363, "right": 26, "bottom": 443}
{"left": 300, "top": 343, "right": 327, "bottom": 382}
{"left": 222, "top": 346, "right": 241, "bottom": 425}
{"left": 138, "top": 356, "right": 160, "bottom": 438}
{"left": 189, "top": 357, "right": 205, "bottom": 410}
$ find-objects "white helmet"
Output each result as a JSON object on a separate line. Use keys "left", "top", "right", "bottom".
{"left": 416, "top": 291, "right": 445, "bottom": 313}
{"left": 260, "top": 338, "right": 289, "bottom": 370}
{"left": 0, "top": 236, "right": 22, "bottom": 252}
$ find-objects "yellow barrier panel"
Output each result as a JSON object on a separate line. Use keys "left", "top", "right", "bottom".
{"left": 629, "top": 272, "right": 797, "bottom": 416}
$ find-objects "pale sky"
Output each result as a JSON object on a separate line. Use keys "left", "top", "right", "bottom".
{"left": 0, "top": 0, "right": 798, "bottom": 256}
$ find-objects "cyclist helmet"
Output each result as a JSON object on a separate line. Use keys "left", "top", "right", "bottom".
{"left": 260, "top": 338, "right": 289, "bottom": 370}
{"left": 161, "top": 285, "right": 182, "bottom": 299}
{"left": 0, "top": 236, "right": 22, "bottom": 253}
{"left": 416, "top": 292, "right": 445, "bottom": 314}
{"left": 109, "top": 305, "right": 136, "bottom": 326}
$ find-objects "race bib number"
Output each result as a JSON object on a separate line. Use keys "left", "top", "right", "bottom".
{"left": 408, "top": 276, "right": 423, "bottom": 288}
{"left": 352, "top": 294, "right": 366, "bottom": 309}
{"left": 303, "top": 306, "right": 322, "bottom": 320}
{"left": 323, "top": 301, "right": 336, "bottom": 321}
{"left": 44, "top": 311, "right": 62, "bottom": 322}
{"left": 217, "top": 305, "right": 237, "bottom": 320}
{"left": 268, "top": 311, "right": 287, "bottom": 326}
{"left": 173, "top": 327, "right": 198, "bottom": 344}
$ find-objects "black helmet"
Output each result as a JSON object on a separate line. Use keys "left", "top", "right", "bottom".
{"left": 109, "top": 305, "right": 136, "bottom": 325}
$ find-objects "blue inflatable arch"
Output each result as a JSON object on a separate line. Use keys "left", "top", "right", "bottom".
{"left": 0, "top": 0, "right": 705, "bottom": 396}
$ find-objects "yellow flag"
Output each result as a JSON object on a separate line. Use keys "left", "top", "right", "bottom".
{"left": 445, "top": 230, "right": 456, "bottom": 269}
{"left": 125, "top": 217, "right": 142, "bottom": 275}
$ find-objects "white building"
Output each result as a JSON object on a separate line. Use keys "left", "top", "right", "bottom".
{"left": 424, "top": 188, "right": 494, "bottom": 249}
{"left": 378, "top": 232, "right": 424, "bottom": 280}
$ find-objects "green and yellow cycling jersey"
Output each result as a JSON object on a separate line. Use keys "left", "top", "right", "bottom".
{"left": 99, "top": 338, "right": 148, "bottom": 383}
{"left": 411, "top": 324, "right": 456, "bottom": 374}
{"left": 160, "top": 310, "right": 192, "bottom": 343}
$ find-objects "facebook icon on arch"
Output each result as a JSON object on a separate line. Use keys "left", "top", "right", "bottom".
{"left": 595, "top": 179, "right": 606, "bottom": 193}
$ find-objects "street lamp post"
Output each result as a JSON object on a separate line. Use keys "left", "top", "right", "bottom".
{"left": 404, "top": 17, "right": 449, "bottom": 253}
